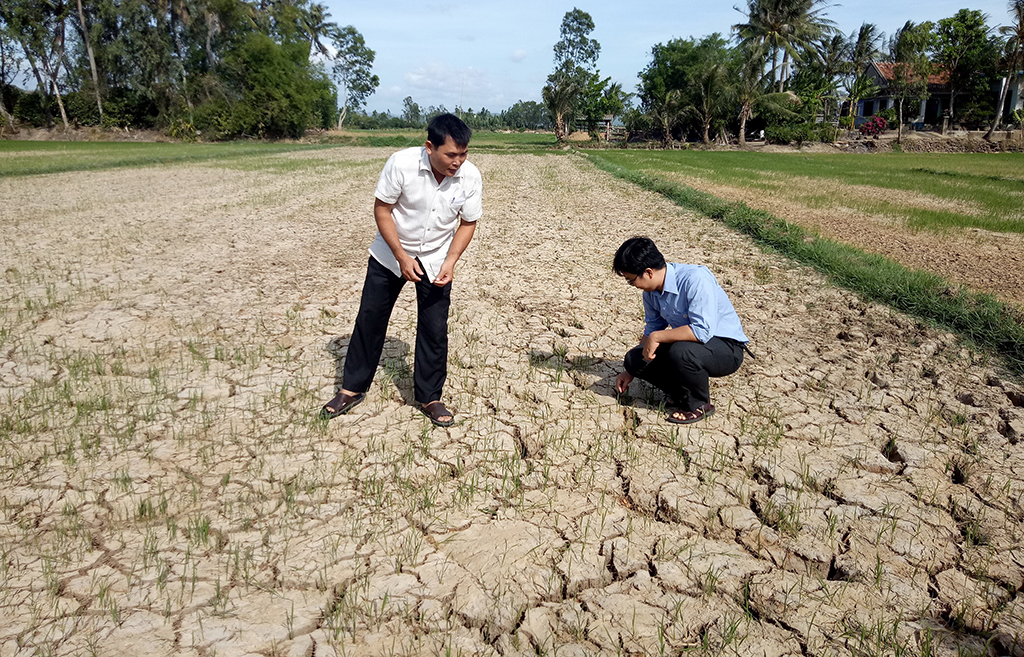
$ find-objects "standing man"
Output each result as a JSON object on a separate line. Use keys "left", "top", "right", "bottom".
{"left": 613, "top": 237, "right": 750, "bottom": 424}
{"left": 321, "top": 113, "right": 482, "bottom": 427}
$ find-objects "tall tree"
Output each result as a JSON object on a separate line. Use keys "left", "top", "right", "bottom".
{"left": 72, "top": 0, "right": 102, "bottom": 121}
{"left": 328, "top": 24, "right": 377, "bottom": 128}
{"left": 0, "top": 14, "right": 20, "bottom": 128}
{"left": 544, "top": 7, "right": 604, "bottom": 139}
{"left": 934, "top": 9, "right": 996, "bottom": 121}
{"left": 986, "top": 0, "right": 1024, "bottom": 138}
{"left": 887, "top": 21, "right": 935, "bottom": 142}
{"left": 733, "top": 0, "right": 835, "bottom": 91}
{"left": 0, "top": 0, "right": 71, "bottom": 128}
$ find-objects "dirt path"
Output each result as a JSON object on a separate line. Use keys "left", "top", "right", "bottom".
{"left": 2, "top": 149, "right": 1024, "bottom": 655}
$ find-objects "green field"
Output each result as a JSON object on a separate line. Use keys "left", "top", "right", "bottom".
{"left": 592, "top": 150, "right": 1024, "bottom": 234}
{"left": 0, "top": 131, "right": 560, "bottom": 178}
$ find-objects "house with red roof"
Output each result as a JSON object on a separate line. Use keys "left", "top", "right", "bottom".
{"left": 855, "top": 62, "right": 952, "bottom": 128}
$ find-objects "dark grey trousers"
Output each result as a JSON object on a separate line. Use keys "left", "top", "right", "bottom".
{"left": 624, "top": 337, "right": 744, "bottom": 412}
{"left": 343, "top": 257, "right": 451, "bottom": 404}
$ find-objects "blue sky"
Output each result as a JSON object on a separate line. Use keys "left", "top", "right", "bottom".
{"left": 323, "top": 0, "right": 1015, "bottom": 115}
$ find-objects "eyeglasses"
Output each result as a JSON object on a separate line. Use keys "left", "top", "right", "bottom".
{"left": 623, "top": 272, "right": 643, "bottom": 286}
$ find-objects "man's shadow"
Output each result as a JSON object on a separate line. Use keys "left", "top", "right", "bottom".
{"left": 526, "top": 349, "right": 670, "bottom": 412}
{"left": 326, "top": 335, "right": 417, "bottom": 407}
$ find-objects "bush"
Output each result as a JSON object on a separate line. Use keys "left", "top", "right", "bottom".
{"left": 877, "top": 108, "right": 897, "bottom": 129}
{"left": 14, "top": 91, "right": 49, "bottom": 127}
{"left": 859, "top": 115, "right": 887, "bottom": 137}
{"left": 765, "top": 122, "right": 835, "bottom": 146}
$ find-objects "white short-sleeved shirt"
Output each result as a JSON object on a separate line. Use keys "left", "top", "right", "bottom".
{"left": 368, "top": 146, "right": 483, "bottom": 283}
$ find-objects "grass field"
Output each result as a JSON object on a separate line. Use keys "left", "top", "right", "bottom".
{"left": 591, "top": 150, "right": 1024, "bottom": 234}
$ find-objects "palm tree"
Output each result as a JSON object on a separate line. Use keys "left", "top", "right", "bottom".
{"left": 650, "top": 88, "right": 684, "bottom": 145}
{"left": 600, "top": 81, "right": 631, "bottom": 140}
{"left": 986, "top": 0, "right": 1024, "bottom": 139}
{"left": 688, "top": 61, "right": 732, "bottom": 144}
{"left": 302, "top": 2, "right": 332, "bottom": 59}
{"left": 734, "top": 0, "right": 836, "bottom": 91}
{"left": 736, "top": 46, "right": 801, "bottom": 145}
{"left": 542, "top": 71, "right": 580, "bottom": 144}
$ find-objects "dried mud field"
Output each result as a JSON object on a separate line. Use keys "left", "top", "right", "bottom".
{"left": 3, "top": 148, "right": 1024, "bottom": 656}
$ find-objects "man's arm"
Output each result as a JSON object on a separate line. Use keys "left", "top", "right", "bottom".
{"left": 641, "top": 325, "right": 698, "bottom": 361}
{"left": 433, "top": 219, "right": 476, "bottom": 286}
{"left": 374, "top": 198, "right": 423, "bottom": 282}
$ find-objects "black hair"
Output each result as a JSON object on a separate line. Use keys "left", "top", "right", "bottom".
{"left": 613, "top": 236, "right": 666, "bottom": 275}
{"left": 427, "top": 113, "right": 472, "bottom": 148}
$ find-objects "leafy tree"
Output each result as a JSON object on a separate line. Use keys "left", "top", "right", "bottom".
{"left": 987, "top": 0, "right": 1024, "bottom": 138}
{"left": 543, "top": 7, "right": 606, "bottom": 140}
{"left": 0, "top": 12, "right": 22, "bottom": 127}
{"left": 500, "top": 100, "right": 552, "bottom": 130}
{"left": 0, "top": 0, "right": 73, "bottom": 128}
{"left": 401, "top": 96, "right": 422, "bottom": 126}
{"left": 638, "top": 34, "right": 733, "bottom": 139}
{"left": 842, "top": 23, "right": 883, "bottom": 119}
{"left": 934, "top": 9, "right": 998, "bottom": 122}
{"left": 887, "top": 20, "right": 935, "bottom": 142}
{"left": 328, "top": 24, "right": 377, "bottom": 128}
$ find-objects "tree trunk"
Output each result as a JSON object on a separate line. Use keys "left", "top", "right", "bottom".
{"left": 897, "top": 101, "right": 904, "bottom": 144}
{"left": 76, "top": 0, "right": 102, "bottom": 122}
{"left": 738, "top": 110, "right": 748, "bottom": 147}
{"left": 778, "top": 51, "right": 790, "bottom": 92}
{"left": 984, "top": 76, "right": 1010, "bottom": 141}
{"left": 702, "top": 120, "right": 710, "bottom": 145}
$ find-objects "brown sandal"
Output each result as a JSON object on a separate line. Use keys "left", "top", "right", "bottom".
{"left": 320, "top": 391, "right": 365, "bottom": 419}
{"left": 666, "top": 403, "right": 715, "bottom": 425}
{"left": 421, "top": 401, "right": 454, "bottom": 427}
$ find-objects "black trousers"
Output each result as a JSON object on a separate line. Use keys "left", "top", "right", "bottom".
{"left": 343, "top": 257, "right": 451, "bottom": 404}
{"left": 624, "top": 337, "right": 744, "bottom": 412}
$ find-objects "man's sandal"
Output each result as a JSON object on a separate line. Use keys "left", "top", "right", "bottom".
{"left": 319, "top": 391, "right": 365, "bottom": 420}
{"left": 666, "top": 403, "right": 715, "bottom": 425}
{"left": 421, "top": 401, "right": 455, "bottom": 427}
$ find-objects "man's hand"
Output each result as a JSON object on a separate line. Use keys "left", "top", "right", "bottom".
{"left": 433, "top": 259, "right": 455, "bottom": 286}
{"left": 641, "top": 332, "right": 662, "bottom": 361}
{"left": 615, "top": 372, "right": 634, "bottom": 394}
{"left": 399, "top": 254, "right": 423, "bottom": 282}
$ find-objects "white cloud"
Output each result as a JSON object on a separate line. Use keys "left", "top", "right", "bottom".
{"left": 510, "top": 49, "right": 528, "bottom": 63}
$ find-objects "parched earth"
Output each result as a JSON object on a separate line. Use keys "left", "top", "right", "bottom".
{"left": 2, "top": 148, "right": 1024, "bottom": 656}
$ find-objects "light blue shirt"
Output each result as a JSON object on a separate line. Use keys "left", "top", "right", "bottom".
{"left": 643, "top": 263, "right": 749, "bottom": 344}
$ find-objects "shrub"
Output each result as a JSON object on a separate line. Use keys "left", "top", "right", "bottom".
{"left": 877, "top": 108, "right": 897, "bottom": 129}
{"left": 859, "top": 115, "right": 887, "bottom": 137}
{"left": 14, "top": 91, "right": 49, "bottom": 127}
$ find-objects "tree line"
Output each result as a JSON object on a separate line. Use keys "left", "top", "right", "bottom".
{"left": 543, "top": 1, "right": 1024, "bottom": 145}
{"left": 0, "top": 0, "right": 379, "bottom": 138}
{"left": 2, "top": 0, "right": 1022, "bottom": 142}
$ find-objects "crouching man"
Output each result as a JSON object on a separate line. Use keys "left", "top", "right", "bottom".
{"left": 613, "top": 236, "right": 750, "bottom": 424}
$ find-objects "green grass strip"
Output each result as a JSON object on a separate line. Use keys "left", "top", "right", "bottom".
{"left": 585, "top": 151, "right": 1024, "bottom": 378}
{"left": 0, "top": 140, "right": 337, "bottom": 178}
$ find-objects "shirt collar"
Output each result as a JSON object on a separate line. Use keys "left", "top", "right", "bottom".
{"left": 419, "top": 147, "right": 463, "bottom": 179}
{"left": 660, "top": 263, "right": 681, "bottom": 296}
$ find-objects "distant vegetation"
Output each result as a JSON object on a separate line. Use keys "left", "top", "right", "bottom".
{"left": 2, "top": 1, "right": 1021, "bottom": 143}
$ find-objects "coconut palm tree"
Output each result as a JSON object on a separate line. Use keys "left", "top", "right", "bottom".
{"left": 986, "top": 0, "right": 1024, "bottom": 139}
{"left": 734, "top": 0, "right": 836, "bottom": 91}
{"left": 650, "top": 88, "right": 684, "bottom": 145}
{"left": 543, "top": 71, "right": 580, "bottom": 144}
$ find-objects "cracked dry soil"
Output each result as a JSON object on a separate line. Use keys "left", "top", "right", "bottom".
{"left": 2, "top": 148, "right": 1024, "bottom": 656}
